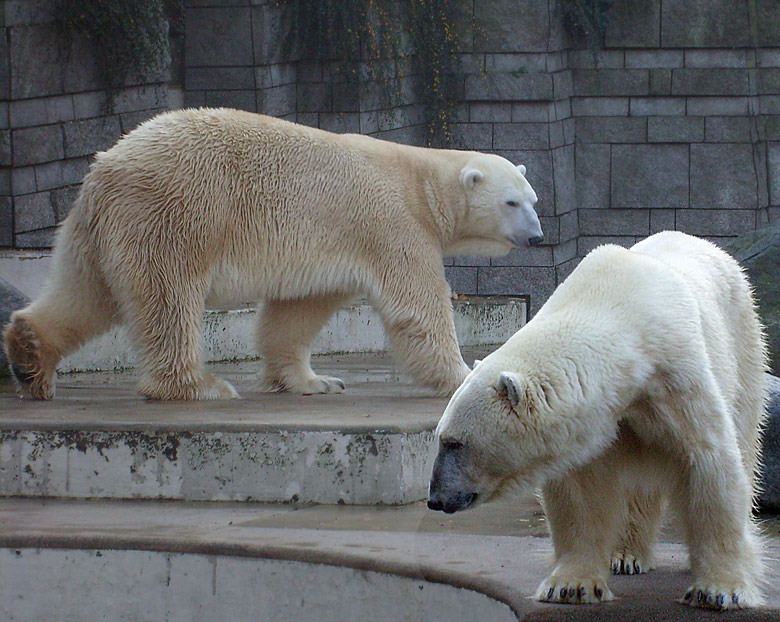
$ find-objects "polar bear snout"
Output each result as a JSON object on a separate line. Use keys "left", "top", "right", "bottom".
{"left": 528, "top": 235, "right": 544, "bottom": 246}
{"left": 428, "top": 442, "right": 479, "bottom": 514}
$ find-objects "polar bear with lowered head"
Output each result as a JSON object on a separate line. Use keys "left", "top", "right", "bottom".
{"left": 428, "top": 231, "right": 768, "bottom": 610}
{"left": 3, "top": 108, "right": 542, "bottom": 401}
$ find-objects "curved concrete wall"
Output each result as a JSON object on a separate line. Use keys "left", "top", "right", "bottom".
{"left": 0, "top": 548, "right": 517, "bottom": 622}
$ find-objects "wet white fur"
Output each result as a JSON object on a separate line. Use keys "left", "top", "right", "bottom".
{"left": 435, "top": 231, "right": 768, "bottom": 608}
{"left": 4, "top": 108, "right": 541, "bottom": 400}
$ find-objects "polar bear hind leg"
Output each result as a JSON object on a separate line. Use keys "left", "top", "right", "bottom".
{"left": 3, "top": 227, "right": 118, "bottom": 400}
{"left": 257, "top": 294, "right": 350, "bottom": 394}
{"left": 123, "top": 271, "right": 239, "bottom": 401}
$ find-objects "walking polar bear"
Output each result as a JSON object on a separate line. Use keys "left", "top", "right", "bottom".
{"left": 3, "top": 108, "right": 543, "bottom": 401}
{"left": 428, "top": 231, "right": 768, "bottom": 610}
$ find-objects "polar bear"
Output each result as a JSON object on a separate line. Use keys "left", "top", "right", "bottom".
{"left": 3, "top": 108, "right": 542, "bottom": 401}
{"left": 428, "top": 231, "right": 768, "bottom": 610}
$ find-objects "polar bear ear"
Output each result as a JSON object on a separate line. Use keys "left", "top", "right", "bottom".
{"left": 516, "top": 164, "right": 527, "bottom": 176}
{"left": 460, "top": 167, "right": 484, "bottom": 189}
{"left": 496, "top": 371, "right": 523, "bottom": 408}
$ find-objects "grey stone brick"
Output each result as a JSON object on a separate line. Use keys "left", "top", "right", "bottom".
{"left": 61, "top": 157, "right": 90, "bottom": 186}
{"left": 464, "top": 73, "right": 553, "bottom": 102}
{"left": 0, "top": 169, "right": 10, "bottom": 195}
{"left": 359, "top": 111, "right": 379, "bottom": 135}
{"left": 252, "top": 3, "right": 297, "bottom": 65}
{"left": 661, "top": 0, "right": 751, "bottom": 47}
{"left": 445, "top": 267, "right": 478, "bottom": 296}
{"left": 684, "top": 50, "right": 750, "bottom": 68}
{"left": 576, "top": 143, "right": 610, "bottom": 209}
{"left": 457, "top": 54, "right": 485, "bottom": 74}
{"left": 611, "top": 144, "right": 688, "bottom": 208}
{"left": 759, "top": 69, "right": 780, "bottom": 95}
{"left": 649, "top": 68, "right": 672, "bottom": 95}
{"left": 687, "top": 97, "right": 750, "bottom": 116}
{"left": 11, "top": 167, "right": 36, "bottom": 195}
{"left": 10, "top": 95, "right": 75, "bottom": 128}
{"left": 758, "top": 117, "right": 780, "bottom": 141}
{"left": 474, "top": 0, "right": 550, "bottom": 53}
{"left": 269, "top": 63, "right": 297, "bottom": 87}
{"left": 51, "top": 186, "right": 80, "bottom": 221}
{"left": 538, "top": 216, "right": 560, "bottom": 245}
{"left": 493, "top": 123, "right": 549, "bottom": 150}
{"left": 0, "top": 130, "right": 9, "bottom": 166}
{"left": 33, "top": 161, "right": 65, "bottom": 192}
{"left": 605, "top": 0, "right": 661, "bottom": 48}
{"left": 183, "top": 91, "right": 206, "bottom": 108}
{"left": 691, "top": 143, "right": 758, "bottom": 209}
{"left": 297, "top": 63, "right": 322, "bottom": 84}
{"left": 186, "top": 67, "right": 254, "bottom": 91}
{"left": 571, "top": 97, "right": 629, "bottom": 117}
{"left": 760, "top": 96, "right": 780, "bottom": 115}
{"left": 205, "top": 90, "right": 256, "bottom": 112}
{"left": 4, "top": 0, "right": 56, "bottom": 26}
{"left": 769, "top": 143, "right": 780, "bottom": 206}
{"left": 758, "top": 0, "right": 780, "bottom": 46}
{"left": 296, "top": 113, "right": 318, "bottom": 128}
{"left": 318, "top": 113, "right": 360, "bottom": 134}
{"left": 671, "top": 69, "right": 749, "bottom": 96}
{"left": 758, "top": 50, "right": 780, "bottom": 68}
{"left": 485, "top": 54, "right": 547, "bottom": 73}
{"left": 578, "top": 235, "right": 636, "bottom": 256}
{"left": 12, "top": 124, "right": 64, "bottom": 166}
{"left": 0, "top": 197, "right": 11, "bottom": 247}
{"left": 547, "top": 51, "right": 566, "bottom": 73}
{"left": 675, "top": 209, "right": 755, "bottom": 236}
{"left": 0, "top": 36, "right": 8, "bottom": 101}
{"left": 580, "top": 209, "right": 650, "bottom": 236}
{"left": 511, "top": 102, "right": 550, "bottom": 122}
{"left": 553, "top": 238, "right": 577, "bottom": 265}
{"left": 553, "top": 71, "right": 573, "bottom": 100}
{"left": 111, "top": 84, "right": 167, "bottom": 114}
{"left": 450, "top": 255, "right": 491, "bottom": 267}
{"left": 72, "top": 92, "right": 106, "bottom": 120}
{"left": 60, "top": 32, "right": 101, "bottom": 93}
{"left": 185, "top": 7, "right": 253, "bottom": 67}
{"left": 650, "top": 209, "right": 676, "bottom": 233}
{"left": 331, "top": 83, "right": 360, "bottom": 113}
{"left": 554, "top": 99, "right": 572, "bottom": 121}
{"left": 9, "top": 25, "right": 62, "bottom": 98}
{"left": 377, "top": 106, "right": 423, "bottom": 132}
{"left": 490, "top": 245, "right": 553, "bottom": 267}
{"left": 257, "top": 84, "right": 296, "bottom": 117}
{"left": 0, "top": 103, "right": 8, "bottom": 129}
{"left": 477, "top": 266, "right": 556, "bottom": 315}
{"left": 563, "top": 118, "right": 576, "bottom": 144}
{"left": 567, "top": 50, "right": 625, "bottom": 69}
{"left": 557, "top": 210, "right": 577, "bottom": 243}
{"left": 624, "top": 50, "right": 684, "bottom": 69}
{"left": 573, "top": 69, "right": 649, "bottom": 97}
{"left": 14, "top": 228, "right": 55, "bottom": 248}
{"left": 449, "top": 123, "right": 492, "bottom": 150}
{"left": 549, "top": 121, "right": 564, "bottom": 149}
{"left": 556, "top": 256, "right": 580, "bottom": 282}
{"left": 470, "top": 103, "right": 512, "bottom": 123}
{"left": 576, "top": 117, "right": 646, "bottom": 143}
{"left": 647, "top": 117, "right": 704, "bottom": 143}
{"left": 629, "top": 97, "right": 685, "bottom": 117}
{"left": 553, "top": 145, "right": 575, "bottom": 215}
{"left": 375, "top": 126, "right": 425, "bottom": 146}
{"left": 63, "top": 117, "right": 121, "bottom": 159}
{"left": 14, "top": 191, "right": 55, "bottom": 233}
{"left": 120, "top": 110, "right": 160, "bottom": 134}
{"left": 705, "top": 117, "right": 752, "bottom": 142}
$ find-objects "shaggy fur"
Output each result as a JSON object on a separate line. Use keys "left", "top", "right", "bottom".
{"left": 428, "top": 231, "right": 768, "bottom": 610}
{"left": 3, "top": 108, "right": 542, "bottom": 400}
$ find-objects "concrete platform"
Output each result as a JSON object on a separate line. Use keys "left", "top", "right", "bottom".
{"left": 1, "top": 497, "right": 779, "bottom": 621}
{"left": 0, "top": 352, "right": 467, "bottom": 504}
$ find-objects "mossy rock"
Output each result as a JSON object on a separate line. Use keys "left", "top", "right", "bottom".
{"left": 0, "top": 279, "right": 29, "bottom": 379}
{"left": 726, "top": 220, "right": 780, "bottom": 376}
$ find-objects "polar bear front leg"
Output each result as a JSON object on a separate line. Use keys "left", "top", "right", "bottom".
{"left": 537, "top": 472, "right": 620, "bottom": 604}
{"left": 257, "top": 295, "right": 350, "bottom": 394}
{"left": 610, "top": 488, "right": 663, "bottom": 575}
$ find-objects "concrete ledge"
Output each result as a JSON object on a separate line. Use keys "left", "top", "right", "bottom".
{"left": 1, "top": 499, "right": 779, "bottom": 621}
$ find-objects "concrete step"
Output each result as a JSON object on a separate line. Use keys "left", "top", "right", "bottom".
{"left": 1, "top": 351, "right": 491, "bottom": 505}
{"left": 2, "top": 498, "right": 779, "bottom": 621}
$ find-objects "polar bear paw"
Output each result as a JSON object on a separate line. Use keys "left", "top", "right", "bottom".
{"left": 297, "top": 375, "right": 346, "bottom": 395}
{"left": 534, "top": 573, "right": 614, "bottom": 604}
{"left": 610, "top": 550, "right": 654, "bottom": 575}
{"left": 682, "top": 581, "right": 763, "bottom": 610}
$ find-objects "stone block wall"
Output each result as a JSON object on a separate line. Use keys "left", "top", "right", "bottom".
{"left": 2, "top": 0, "right": 779, "bottom": 316}
{"left": 1, "top": 0, "right": 173, "bottom": 248}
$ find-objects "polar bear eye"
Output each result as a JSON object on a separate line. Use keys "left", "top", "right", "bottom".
{"left": 441, "top": 439, "right": 463, "bottom": 451}
{"left": 506, "top": 200, "right": 519, "bottom": 207}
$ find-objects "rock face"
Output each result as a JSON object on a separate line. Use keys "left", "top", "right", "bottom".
{"left": 0, "top": 278, "right": 29, "bottom": 378}
{"left": 759, "top": 374, "right": 780, "bottom": 512}
{"left": 726, "top": 220, "right": 780, "bottom": 376}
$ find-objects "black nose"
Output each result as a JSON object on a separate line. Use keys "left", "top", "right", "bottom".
{"left": 427, "top": 498, "right": 444, "bottom": 511}
{"left": 528, "top": 235, "right": 544, "bottom": 246}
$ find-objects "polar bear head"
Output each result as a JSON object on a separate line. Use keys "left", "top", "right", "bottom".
{"left": 427, "top": 354, "right": 615, "bottom": 514}
{"left": 445, "top": 153, "right": 543, "bottom": 257}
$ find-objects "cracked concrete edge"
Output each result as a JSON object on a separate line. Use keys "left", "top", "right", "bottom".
{"left": 2, "top": 532, "right": 779, "bottom": 621}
